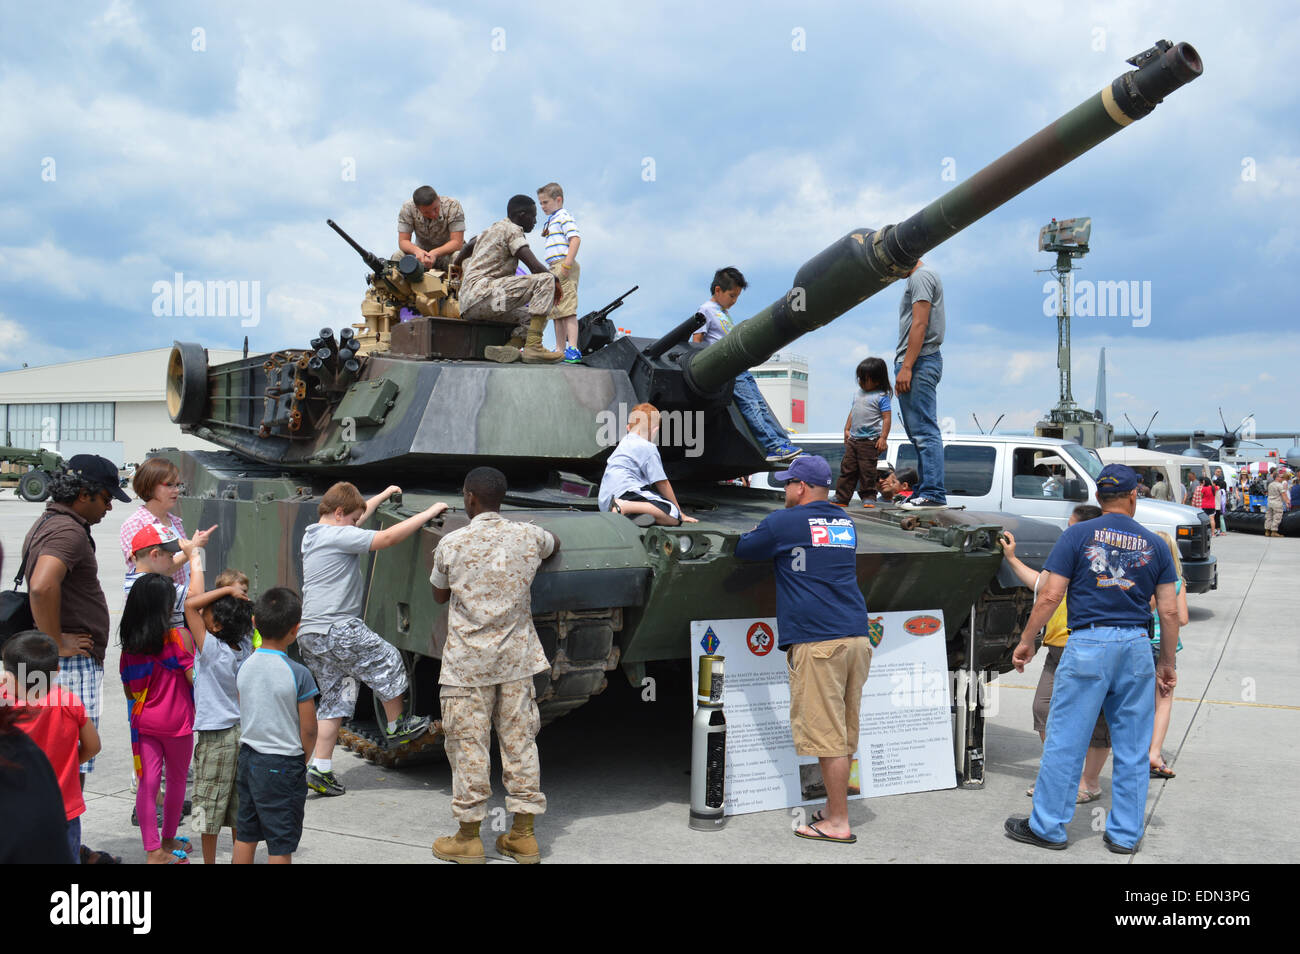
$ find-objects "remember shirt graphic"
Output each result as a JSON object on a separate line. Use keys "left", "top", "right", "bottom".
{"left": 1043, "top": 513, "right": 1175, "bottom": 630}
{"left": 1083, "top": 527, "right": 1154, "bottom": 590}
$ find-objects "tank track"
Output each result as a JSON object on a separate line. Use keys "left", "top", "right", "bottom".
{"left": 338, "top": 607, "right": 623, "bottom": 767}
{"left": 338, "top": 719, "right": 446, "bottom": 768}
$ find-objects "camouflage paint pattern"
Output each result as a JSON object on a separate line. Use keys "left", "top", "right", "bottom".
{"left": 441, "top": 677, "right": 545, "bottom": 821}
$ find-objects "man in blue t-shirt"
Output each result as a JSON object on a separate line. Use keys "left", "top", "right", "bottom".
{"left": 1004, "top": 464, "right": 1180, "bottom": 855}
{"left": 735, "top": 455, "right": 871, "bottom": 845}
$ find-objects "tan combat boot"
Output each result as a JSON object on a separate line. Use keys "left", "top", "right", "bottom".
{"left": 495, "top": 813, "right": 541, "bottom": 864}
{"left": 484, "top": 334, "right": 525, "bottom": 363}
{"left": 521, "top": 315, "right": 562, "bottom": 364}
{"left": 433, "top": 821, "right": 486, "bottom": 864}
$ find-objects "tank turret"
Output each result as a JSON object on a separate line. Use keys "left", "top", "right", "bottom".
{"left": 168, "top": 41, "right": 1198, "bottom": 484}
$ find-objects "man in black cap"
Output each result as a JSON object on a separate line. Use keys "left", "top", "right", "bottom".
{"left": 1004, "top": 463, "right": 1179, "bottom": 855}
{"left": 457, "top": 195, "right": 563, "bottom": 364}
{"left": 735, "top": 455, "right": 872, "bottom": 845}
{"left": 23, "top": 454, "right": 129, "bottom": 864}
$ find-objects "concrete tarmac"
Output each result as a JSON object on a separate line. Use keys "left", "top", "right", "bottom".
{"left": 3, "top": 497, "right": 1295, "bottom": 864}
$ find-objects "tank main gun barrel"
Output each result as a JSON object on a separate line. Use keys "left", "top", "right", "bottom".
{"left": 684, "top": 41, "right": 1202, "bottom": 396}
{"left": 327, "top": 218, "right": 390, "bottom": 276}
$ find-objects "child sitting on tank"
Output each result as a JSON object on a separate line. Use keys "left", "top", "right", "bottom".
{"left": 599, "top": 403, "right": 698, "bottom": 527}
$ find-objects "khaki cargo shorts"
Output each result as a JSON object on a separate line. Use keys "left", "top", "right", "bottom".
{"left": 547, "top": 260, "right": 579, "bottom": 318}
{"left": 786, "top": 637, "right": 873, "bottom": 757}
{"left": 192, "top": 723, "right": 241, "bottom": 834}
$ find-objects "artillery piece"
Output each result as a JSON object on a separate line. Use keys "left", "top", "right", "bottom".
{"left": 162, "top": 42, "right": 1201, "bottom": 772}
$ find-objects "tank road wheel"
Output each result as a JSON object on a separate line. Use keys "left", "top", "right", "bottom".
{"left": 166, "top": 342, "right": 208, "bottom": 425}
{"left": 17, "top": 469, "right": 51, "bottom": 502}
{"left": 533, "top": 608, "right": 623, "bottom": 726}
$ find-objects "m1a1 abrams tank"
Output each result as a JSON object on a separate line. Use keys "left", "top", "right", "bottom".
{"left": 161, "top": 42, "right": 1201, "bottom": 776}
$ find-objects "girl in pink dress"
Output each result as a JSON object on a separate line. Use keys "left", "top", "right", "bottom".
{"left": 120, "top": 574, "right": 195, "bottom": 865}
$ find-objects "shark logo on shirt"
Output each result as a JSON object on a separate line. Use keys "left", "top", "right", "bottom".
{"left": 808, "top": 517, "right": 856, "bottom": 548}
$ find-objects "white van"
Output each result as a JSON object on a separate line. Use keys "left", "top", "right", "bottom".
{"left": 772, "top": 432, "right": 1217, "bottom": 593}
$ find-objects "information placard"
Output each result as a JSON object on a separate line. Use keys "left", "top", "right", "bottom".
{"left": 689, "top": 612, "right": 955, "bottom": 815}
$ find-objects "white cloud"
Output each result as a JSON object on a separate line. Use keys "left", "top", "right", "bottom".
{"left": 0, "top": 313, "right": 28, "bottom": 348}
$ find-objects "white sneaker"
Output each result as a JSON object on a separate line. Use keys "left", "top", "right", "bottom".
{"left": 899, "top": 496, "right": 948, "bottom": 510}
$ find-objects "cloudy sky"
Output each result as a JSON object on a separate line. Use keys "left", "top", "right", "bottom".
{"left": 2, "top": 0, "right": 1297, "bottom": 450}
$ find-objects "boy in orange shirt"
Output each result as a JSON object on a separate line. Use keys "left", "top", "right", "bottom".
{"left": 2, "top": 630, "right": 102, "bottom": 863}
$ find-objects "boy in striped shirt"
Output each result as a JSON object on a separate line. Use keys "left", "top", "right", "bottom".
{"left": 537, "top": 182, "right": 582, "bottom": 363}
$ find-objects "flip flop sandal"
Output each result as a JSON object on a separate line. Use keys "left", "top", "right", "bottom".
{"left": 794, "top": 822, "right": 856, "bottom": 844}
{"left": 1150, "top": 764, "right": 1176, "bottom": 779}
{"left": 168, "top": 850, "right": 189, "bottom": 865}
{"left": 168, "top": 836, "right": 193, "bottom": 854}
{"left": 1076, "top": 789, "right": 1103, "bottom": 804}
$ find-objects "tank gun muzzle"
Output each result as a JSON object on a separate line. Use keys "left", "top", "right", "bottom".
{"left": 685, "top": 41, "right": 1202, "bottom": 396}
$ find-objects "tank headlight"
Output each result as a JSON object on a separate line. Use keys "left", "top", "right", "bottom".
{"left": 678, "top": 535, "right": 694, "bottom": 555}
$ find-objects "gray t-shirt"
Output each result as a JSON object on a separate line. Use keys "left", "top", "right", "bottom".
{"left": 236, "top": 649, "right": 319, "bottom": 757}
{"left": 597, "top": 432, "right": 678, "bottom": 518}
{"left": 896, "top": 267, "right": 946, "bottom": 363}
{"left": 299, "top": 523, "right": 376, "bottom": 636}
{"left": 849, "top": 389, "right": 892, "bottom": 439}
{"left": 194, "top": 633, "right": 253, "bottom": 731}
{"left": 123, "top": 572, "right": 188, "bottom": 628}
{"left": 696, "top": 300, "right": 733, "bottom": 344}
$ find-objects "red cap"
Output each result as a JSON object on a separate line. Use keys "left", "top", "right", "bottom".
{"left": 131, "top": 524, "right": 182, "bottom": 555}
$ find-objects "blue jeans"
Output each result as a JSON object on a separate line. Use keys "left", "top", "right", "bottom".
{"left": 1029, "top": 626, "right": 1155, "bottom": 848}
{"left": 732, "top": 371, "right": 790, "bottom": 454}
{"left": 894, "top": 352, "right": 945, "bottom": 502}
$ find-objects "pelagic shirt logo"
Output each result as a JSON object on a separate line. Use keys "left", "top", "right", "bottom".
{"left": 808, "top": 517, "right": 856, "bottom": 547}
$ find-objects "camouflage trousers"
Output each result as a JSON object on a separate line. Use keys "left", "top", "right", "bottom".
{"left": 460, "top": 274, "right": 556, "bottom": 338}
{"left": 440, "top": 677, "right": 546, "bottom": 822}
{"left": 1266, "top": 503, "right": 1284, "bottom": 532}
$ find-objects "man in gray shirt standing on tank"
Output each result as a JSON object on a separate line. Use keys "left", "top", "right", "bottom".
{"left": 894, "top": 260, "right": 947, "bottom": 510}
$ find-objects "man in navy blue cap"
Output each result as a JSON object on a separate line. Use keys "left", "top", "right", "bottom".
{"left": 1004, "top": 464, "right": 1180, "bottom": 854}
{"left": 735, "top": 455, "right": 871, "bottom": 845}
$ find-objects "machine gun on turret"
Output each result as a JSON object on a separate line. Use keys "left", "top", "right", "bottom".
{"left": 328, "top": 218, "right": 461, "bottom": 352}
{"left": 576, "top": 285, "right": 638, "bottom": 355}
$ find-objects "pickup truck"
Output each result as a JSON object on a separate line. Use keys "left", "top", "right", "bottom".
{"left": 764, "top": 432, "right": 1217, "bottom": 593}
